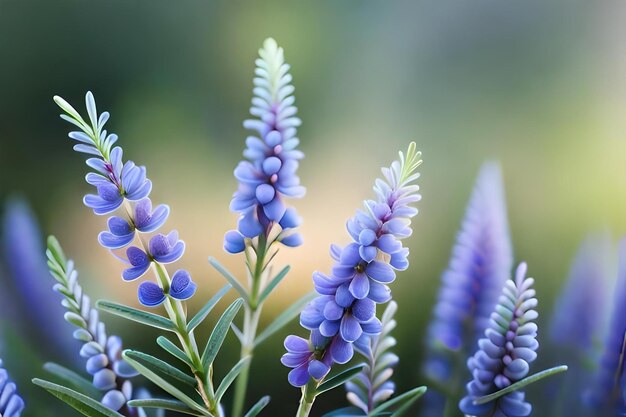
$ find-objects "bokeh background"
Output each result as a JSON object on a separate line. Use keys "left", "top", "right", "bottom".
{"left": 1, "top": 0, "right": 626, "bottom": 416}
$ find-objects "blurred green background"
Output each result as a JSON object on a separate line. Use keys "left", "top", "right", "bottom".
{"left": 1, "top": 0, "right": 626, "bottom": 416}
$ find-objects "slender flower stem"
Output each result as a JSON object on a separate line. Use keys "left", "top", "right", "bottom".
{"left": 296, "top": 380, "right": 318, "bottom": 417}
{"left": 232, "top": 234, "right": 269, "bottom": 417}
{"left": 127, "top": 200, "right": 218, "bottom": 416}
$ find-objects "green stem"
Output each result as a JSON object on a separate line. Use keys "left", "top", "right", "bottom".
{"left": 232, "top": 306, "right": 261, "bottom": 417}
{"left": 231, "top": 234, "right": 268, "bottom": 417}
{"left": 125, "top": 199, "right": 219, "bottom": 416}
{"left": 295, "top": 380, "right": 317, "bottom": 417}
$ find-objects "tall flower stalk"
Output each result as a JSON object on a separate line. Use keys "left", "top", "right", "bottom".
{"left": 423, "top": 162, "right": 512, "bottom": 416}
{"left": 2, "top": 198, "right": 74, "bottom": 358}
{"left": 585, "top": 238, "right": 626, "bottom": 415}
{"left": 548, "top": 235, "right": 612, "bottom": 416}
{"left": 216, "top": 37, "right": 306, "bottom": 417}
{"left": 281, "top": 143, "right": 422, "bottom": 417}
{"left": 51, "top": 92, "right": 248, "bottom": 417}
{"left": 459, "top": 262, "right": 538, "bottom": 417}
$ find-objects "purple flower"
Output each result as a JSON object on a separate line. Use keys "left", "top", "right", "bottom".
{"left": 427, "top": 162, "right": 512, "bottom": 353}
{"left": 98, "top": 198, "right": 170, "bottom": 249}
{"left": 281, "top": 332, "right": 333, "bottom": 387}
{"left": 0, "top": 359, "right": 25, "bottom": 417}
{"left": 585, "top": 238, "right": 626, "bottom": 413}
{"left": 283, "top": 143, "right": 421, "bottom": 387}
{"left": 459, "top": 262, "right": 538, "bottom": 417}
{"left": 55, "top": 92, "right": 194, "bottom": 306}
{"left": 83, "top": 148, "right": 152, "bottom": 215}
{"left": 122, "top": 232, "right": 185, "bottom": 281}
{"left": 138, "top": 270, "right": 197, "bottom": 307}
{"left": 224, "top": 38, "right": 305, "bottom": 254}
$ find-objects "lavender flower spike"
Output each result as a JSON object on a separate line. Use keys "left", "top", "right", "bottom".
{"left": 283, "top": 142, "right": 421, "bottom": 387}
{"left": 346, "top": 301, "right": 399, "bottom": 413}
{"left": 459, "top": 262, "right": 539, "bottom": 417}
{"left": 427, "top": 162, "right": 512, "bottom": 353}
{"left": 585, "top": 237, "right": 626, "bottom": 414}
{"left": 46, "top": 236, "right": 141, "bottom": 416}
{"left": 549, "top": 235, "right": 611, "bottom": 355}
{"left": 54, "top": 93, "right": 196, "bottom": 306}
{"left": 0, "top": 359, "right": 25, "bottom": 417}
{"left": 225, "top": 37, "right": 305, "bottom": 253}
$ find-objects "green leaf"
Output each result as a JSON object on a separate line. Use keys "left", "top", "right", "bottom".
{"left": 122, "top": 351, "right": 212, "bottom": 416}
{"left": 157, "top": 336, "right": 193, "bottom": 368}
{"left": 47, "top": 235, "right": 67, "bottom": 267}
{"left": 369, "top": 386, "right": 427, "bottom": 416}
{"left": 243, "top": 395, "right": 271, "bottom": 417}
{"left": 315, "top": 364, "right": 366, "bottom": 395}
{"left": 97, "top": 300, "right": 175, "bottom": 332}
{"left": 33, "top": 378, "right": 124, "bottom": 417}
{"left": 124, "top": 350, "right": 197, "bottom": 387}
{"left": 257, "top": 265, "right": 290, "bottom": 305}
{"left": 187, "top": 284, "right": 232, "bottom": 332}
{"left": 208, "top": 257, "right": 248, "bottom": 300}
{"left": 127, "top": 398, "right": 199, "bottom": 416}
{"left": 53, "top": 96, "right": 86, "bottom": 126}
{"left": 322, "top": 407, "right": 367, "bottom": 416}
{"left": 254, "top": 292, "right": 316, "bottom": 348}
{"left": 202, "top": 299, "right": 244, "bottom": 369}
{"left": 230, "top": 323, "right": 244, "bottom": 343}
{"left": 43, "top": 362, "right": 101, "bottom": 400}
{"left": 215, "top": 356, "right": 252, "bottom": 403}
{"left": 473, "top": 365, "right": 568, "bottom": 405}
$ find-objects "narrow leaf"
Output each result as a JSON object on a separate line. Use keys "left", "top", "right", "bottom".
{"left": 370, "top": 386, "right": 427, "bottom": 416}
{"left": 43, "top": 362, "right": 101, "bottom": 399}
{"left": 33, "top": 378, "right": 124, "bottom": 417}
{"left": 157, "top": 336, "right": 193, "bottom": 368}
{"left": 124, "top": 350, "right": 197, "bottom": 387}
{"left": 243, "top": 395, "right": 271, "bottom": 417}
{"left": 473, "top": 365, "right": 568, "bottom": 405}
{"left": 215, "top": 356, "right": 252, "bottom": 403}
{"left": 187, "top": 284, "right": 232, "bottom": 332}
{"left": 202, "top": 299, "right": 244, "bottom": 369}
{"left": 257, "top": 265, "right": 290, "bottom": 305}
{"left": 97, "top": 300, "right": 175, "bottom": 332}
{"left": 231, "top": 323, "right": 244, "bottom": 343}
{"left": 127, "top": 399, "right": 198, "bottom": 416}
{"left": 322, "top": 407, "right": 367, "bottom": 416}
{"left": 254, "top": 292, "right": 316, "bottom": 347}
{"left": 208, "top": 257, "right": 248, "bottom": 300}
{"left": 47, "top": 235, "right": 67, "bottom": 266}
{"left": 315, "top": 364, "right": 366, "bottom": 395}
{"left": 122, "top": 351, "right": 211, "bottom": 416}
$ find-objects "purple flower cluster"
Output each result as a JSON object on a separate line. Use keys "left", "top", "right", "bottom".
{"left": 282, "top": 143, "right": 421, "bottom": 387}
{"left": 585, "top": 238, "right": 626, "bottom": 413}
{"left": 224, "top": 38, "right": 305, "bottom": 254}
{"left": 0, "top": 359, "right": 25, "bottom": 417}
{"left": 55, "top": 92, "right": 196, "bottom": 307}
{"left": 427, "top": 162, "right": 512, "bottom": 353}
{"left": 459, "top": 262, "right": 538, "bottom": 417}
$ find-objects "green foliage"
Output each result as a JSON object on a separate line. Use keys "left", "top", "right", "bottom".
{"left": 33, "top": 379, "right": 125, "bottom": 417}
{"left": 473, "top": 365, "right": 568, "bottom": 405}
{"left": 96, "top": 300, "right": 176, "bottom": 332}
